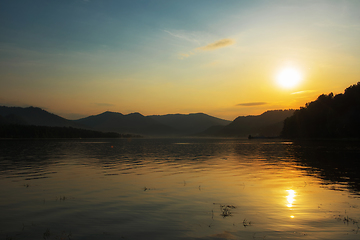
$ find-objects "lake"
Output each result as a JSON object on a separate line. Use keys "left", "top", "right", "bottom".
{"left": 0, "top": 138, "right": 359, "bottom": 240}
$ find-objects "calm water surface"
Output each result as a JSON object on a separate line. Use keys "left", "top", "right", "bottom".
{"left": 0, "top": 138, "right": 359, "bottom": 240}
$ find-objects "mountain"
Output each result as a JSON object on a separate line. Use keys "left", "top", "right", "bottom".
{"left": 220, "top": 110, "right": 295, "bottom": 137}
{"left": 0, "top": 107, "right": 142, "bottom": 138}
{"left": 196, "top": 125, "right": 225, "bottom": 136}
{"left": 0, "top": 106, "right": 84, "bottom": 128}
{"left": 199, "top": 110, "right": 295, "bottom": 137}
{"left": 149, "top": 113, "right": 231, "bottom": 135}
{"left": 0, "top": 107, "right": 231, "bottom": 137}
{"left": 281, "top": 82, "right": 360, "bottom": 138}
{"left": 0, "top": 114, "right": 28, "bottom": 125}
{"left": 0, "top": 106, "right": 294, "bottom": 138}
{"left": 0, "top": 125, "right": 124, "bottom": 138}
{"left": 74, "top": 111, "right": 178, "bottom": 136}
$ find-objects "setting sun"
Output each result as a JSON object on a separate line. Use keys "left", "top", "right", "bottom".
{"left": 276, "top": 67, "right": 302, "bottom": 89}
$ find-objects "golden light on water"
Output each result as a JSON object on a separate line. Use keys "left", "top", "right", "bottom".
{"left": 286, "top": 189, "right": 296, "bottom": 208}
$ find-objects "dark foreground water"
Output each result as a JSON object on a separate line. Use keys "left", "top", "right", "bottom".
{"left": 0, "top": 138, "right": 359, "bottom": 240}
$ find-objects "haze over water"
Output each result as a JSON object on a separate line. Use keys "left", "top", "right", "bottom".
{"left": 1, "top": 138, "right": 359, "bottom": 240}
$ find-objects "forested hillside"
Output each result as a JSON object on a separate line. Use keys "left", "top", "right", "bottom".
{"left": 281, "top": 82, "right": 360, "bottom": 138}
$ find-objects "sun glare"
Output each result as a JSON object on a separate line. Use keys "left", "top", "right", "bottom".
{"left": 276, "top": 67, "right": 302, "bottom": 89}
{"left": 286, "top": 189, "right": 296, "bottom": 208}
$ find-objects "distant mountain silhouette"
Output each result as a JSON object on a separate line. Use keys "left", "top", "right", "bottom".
{"left": 0, "top": 106, "right": 294, "bottom": 138}
{"left": 0, "top": 107, "right": 232, "bottom": 137}
{"left": 281, "top": 82, "right": 360, "bottom": 138}
{"left": 74, "top": 111, "right": 178, "bottom": 136}
{"left": 149, "top": 113, "right": 231, "bottom": 135}
{"left": 196, "top": 125, "right": 225, "bottom": 136}
{"left": 0, "top": 114, "right": 28, "bottom": 125}
{"left": 199, "top": 110, "right": 295, "bottom": 137}
{"left": 0, "top": 106, "right": 84, "bottom": 128}
{"left": 0, "top": 125, "right": 126, "bottom": 138}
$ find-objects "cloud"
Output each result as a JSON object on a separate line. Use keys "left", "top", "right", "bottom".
{"left": 291, "top": 90, "right": 315, "bottom": 95}
{"left": 179, "top": 52, "right": 194, "bottom": 58}
{"left": 163, "top": 30, "right": 200, "bottom": 44}
{"left": 236, "top": 102, "right": 267, "bottom": 107}
{"left": 179, "top": 38, "right": 235, "bottom": 59}
{"left": 93, "top": 103, "right": 115, "bottom": 107}
{"left": 196, "top": 39, "right": 235, "bottom": 51}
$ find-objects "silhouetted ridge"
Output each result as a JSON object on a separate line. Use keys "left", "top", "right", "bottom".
{"left": 281, "top": 82, "right": 360, "bottom": 138}
{"left": 75, "top": 111, "right": 177, "bottom": 136}
{"left": 128, "top": 112, "right": 142, "bottom": 116}
{"left": 101, "top": 111, "right": 124, "bottom": 116}
{"left": 0, "top": 106, "right": 233, "bottom": 137}
{"left": 199, "top": 109, "right": 294, "bottom": 137}
{"left": 149, "top": 113, "right": 231, "bottom": 135}
{"left": 0, "top": 106, "right": 84, "bottom": 128}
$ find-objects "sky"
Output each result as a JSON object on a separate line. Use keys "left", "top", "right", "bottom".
{"left": 1, "top": 0, "right": 360, "bottom": 120}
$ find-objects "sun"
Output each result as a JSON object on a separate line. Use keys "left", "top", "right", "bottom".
{"left": 276, "top": 67, "right": 302, "bottom": 89}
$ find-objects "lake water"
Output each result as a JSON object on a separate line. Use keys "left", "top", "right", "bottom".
{"left": 1, "top": 138, "right": 359, "bottom": 240}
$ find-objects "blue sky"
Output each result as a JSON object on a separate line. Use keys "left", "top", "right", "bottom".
{"left": 1, "top": 0, "right": 360, "bottom": 120}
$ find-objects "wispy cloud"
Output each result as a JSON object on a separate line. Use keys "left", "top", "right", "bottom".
{"left": 196, "top": 39, "right": 235, "bottom": 51}
{"left": 163, "top": 30, "right": 200, "bottom": 44}
{"left": 179, "top": 38, "right": 235, "bottom": 59}
{"left": 179, "top": 52, "right": 194, "bottom": 58}
{"left": 291, "top": 90, "right": 315, "bottom": 95}
{"left": 236, "top": 102, "right": 267, "bottom": 107}
{"left": 93, "top": 103, "right": 115, "bottom": 107}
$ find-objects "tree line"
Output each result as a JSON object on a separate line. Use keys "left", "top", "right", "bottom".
{"left": 281, "top": 82, "right": 360, "bottom": 138}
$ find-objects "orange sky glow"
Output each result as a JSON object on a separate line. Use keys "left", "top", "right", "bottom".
{"left": 1, "top": 1, "right": 360, "bottom": 120}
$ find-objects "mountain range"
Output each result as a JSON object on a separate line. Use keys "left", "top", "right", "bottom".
{"left": 74, "top": 111, "right": 231, "bottom": 136}
{"left": 0, "top": 106, "right": 83, "bottom": 128}
{"left": 0, "top": 106, "right": 293, "bottom": 137}
{"left": 74, "top": 111, "right": 177, "bottom": 136}
{"left": 198, "top": 110, "right": 295, "bottom": 137}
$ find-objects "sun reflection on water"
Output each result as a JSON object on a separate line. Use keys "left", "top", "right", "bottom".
{"left": 286, "top": 189, "right": 296, "bottom": 208}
